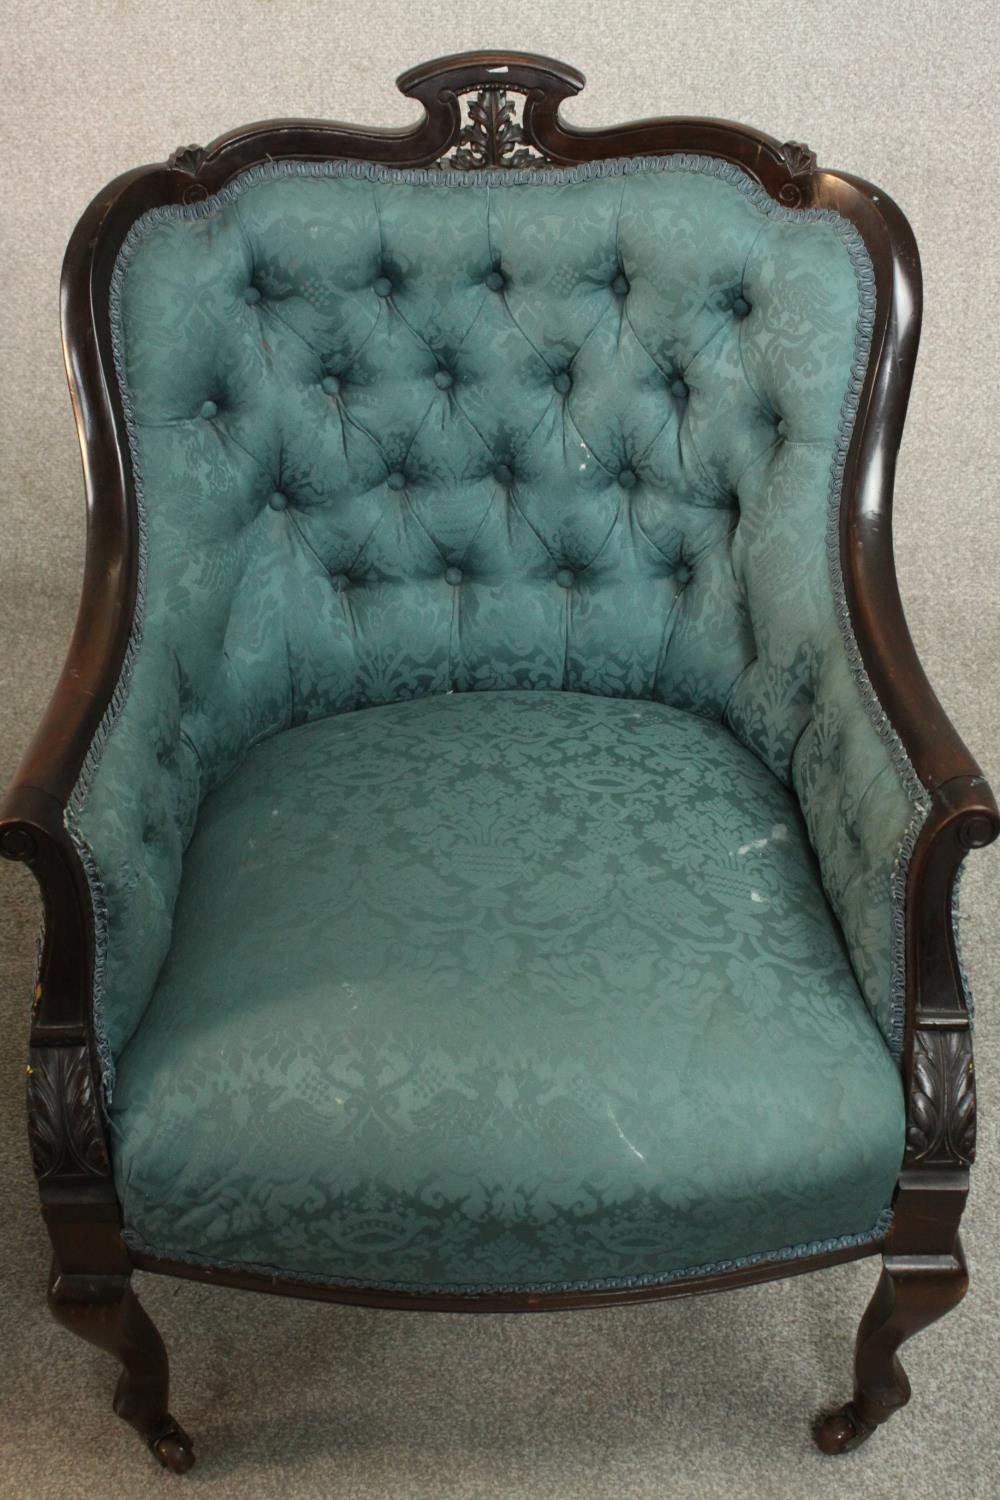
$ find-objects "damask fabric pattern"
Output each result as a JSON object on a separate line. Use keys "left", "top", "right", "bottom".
{"left": 71, "top": 156, "right": 921, "bottom": 1100}
{"left": 111, "top": 693, "right": 905, "bottom": 1291}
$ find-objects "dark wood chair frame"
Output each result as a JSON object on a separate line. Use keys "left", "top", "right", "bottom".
{"left": 1, "top": 50, "right": 995, "bottom": 1474}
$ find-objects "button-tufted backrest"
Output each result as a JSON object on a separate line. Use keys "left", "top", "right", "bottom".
{"left": 75, "top": 157, "right": 918, "bottom": 1089}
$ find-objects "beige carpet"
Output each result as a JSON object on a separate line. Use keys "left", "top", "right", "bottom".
{"left": 1, "top": 2, "right": 997, "bottom": 1496}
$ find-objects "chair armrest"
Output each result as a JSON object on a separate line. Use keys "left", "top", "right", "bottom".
{"left": 787, "top": 171, "right": 999, "bottom": 1062}
{"left": 832, "top": 170, "right": 1000, "bottom": 1036}
{"left": 819, "top": 169, "right": 997, "bottom": 815}
{"left": 0, "top": 467, "right": 136, "bottom": 1044}
{"left": 2, "top": 164, "right": 145, "bottom": 828}
{"left": 0, "top": 171, "right": 148, "bottom": 1127}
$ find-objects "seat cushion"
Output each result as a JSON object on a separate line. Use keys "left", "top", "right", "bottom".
{"left": 110, "top": 690, "right": 904, "bottom": 1293}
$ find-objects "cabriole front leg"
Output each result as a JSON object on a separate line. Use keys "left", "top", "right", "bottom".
{"left": 47, "top": 1261, "right": 195, "bottom": 1473}
{"left": 813, "top": 1242, "right": 968, "bottom": 1453}
{"left": 3, "top": 822, "right": 194, "bottom": 1468}
{"left": 22, "top": 1014, "right": 195, "bottom": 1472}
{"left": 815, "top": 796, "right": 985, "bottom": 1456}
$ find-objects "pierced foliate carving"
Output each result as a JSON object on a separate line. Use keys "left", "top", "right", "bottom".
{"left": 440, "top": 89, "right": 548, "bottom": 170}
{"left": 26, "top": 1045, "right": 110, "bottom": 1180}
{"left": 906, "top": 1028, "right": 976, "bottom": 1167}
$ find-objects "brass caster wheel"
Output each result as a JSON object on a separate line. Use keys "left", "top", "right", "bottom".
{"left": 151, "top": 1421, "right": 196, "bottom": 1474}
{"left": 812, "top": 1401, "right": 876, "bottom": 1455}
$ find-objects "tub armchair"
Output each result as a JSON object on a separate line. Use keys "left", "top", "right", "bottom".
{"left": 2, "top": 50, "right": 995, "bottom": 1476}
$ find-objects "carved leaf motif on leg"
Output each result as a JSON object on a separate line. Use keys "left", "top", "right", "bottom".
{"left": 906, "top": 1028, "right": 976, "bottom": 1167}
{"left": 26, "top": 1045, "right": 110, "bottom": 1180}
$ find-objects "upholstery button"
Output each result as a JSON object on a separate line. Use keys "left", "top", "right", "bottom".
{"left": 553, "top": 371, "right": 572, "bottom": 394}
{"left": 731, "top": 295, "right": 751, "bottom": 317}
{"left": 670, "top": 377, "right": 689, "bottom": 399}
{"left": 373, "top": 275, "right": 393, "bottom": 297}
{"left": 617, "top": 467, "right": 637, "bottom": 488}
{"left": 330, "top": 573, "right": 348, "bottom": 592}
{"left": 199, "top": 400, "right": 218, "bottom": 419}
{"left": 243, "top": 285, "right": 261, "bottom": 305}
{"left": 776, "top": 417, "right": 788, "bottom": 437}
{"left": 434, "top": 370, "right": 454, "bottom": 390}
{"left": 484, "top": 270, "right": 505, "bottom": 291}
{"left": 268, "top": 491, "right": 287, "bottom": 511}
{"left": 445, "top": 566, "right": 463, "bottom": 585}
{"left": 675, "top": 562, "right": 693, "bottom": 586}
{"left": 612, "top": 273, "right": 629, "bottom": 295}
{"left": 494, "top": 463, "right": 513, "bottom": 485}
{"left": 386, "top": 470, "right": 407, "bottom": 491}
{"left": 556, "top": 568, "right": 575, "bottom": 588}
{"left": 321, "top": 375, "right": 340, "bottom": 395}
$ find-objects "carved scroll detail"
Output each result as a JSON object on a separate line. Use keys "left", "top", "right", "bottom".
{"left": 776, "top": 140, "right": 817, "bottom": 207}
{"left": 906, "top": 1028, "right": 976, "bottom": 1167}
{"left": 168, "top": 144, "right": 211, "bottom": 202}
{"left": 26, "top": 1045, "right": 110, "bottom": 1180}
{"left": 440, "top": 89, "right": 548, "bottom": 171}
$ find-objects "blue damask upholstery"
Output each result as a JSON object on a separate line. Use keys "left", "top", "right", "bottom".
{"left": 66, "top": 156, "right": 924, "bottom": 1291}
{"left": 111, "top": 692, "right": 904, "bottom": 1291}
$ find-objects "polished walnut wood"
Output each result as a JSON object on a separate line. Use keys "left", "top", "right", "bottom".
{"left": 48, "top": 1261, "right": 194, "bottom": 1472}
{"left": 814, "top": 1243, "right": 969, "bottom": 1452}
{"left": 1, "top": 50, "right": 995, "bottom": 1472}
